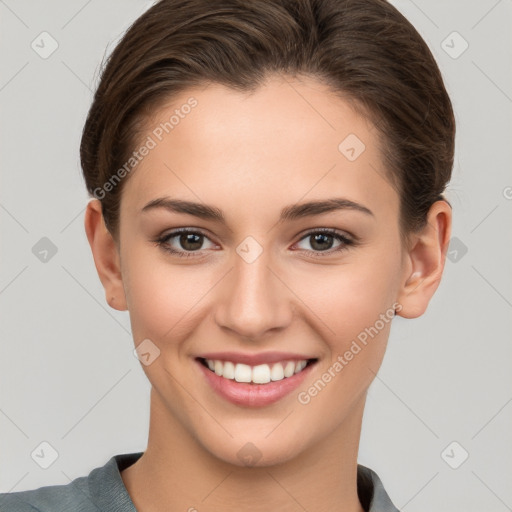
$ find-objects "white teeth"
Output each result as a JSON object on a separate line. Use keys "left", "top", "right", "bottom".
{"left": 203, "top": 358, "right": 311, "bottom": 384}
{"left": 283, "top": 361, "right": 295, "bottom": 378}
{"left": 295, "top": 360, "right": 307, "bottom": 373}
{"left": 234, "top": 363, "right": 252, "bottom": 383}
{"left": 270, "top": 363, "right": 284, "bottom": 381}
{"left": 223, "top": 361, "right": 235, "bottom": 380}
{"left": 252, "top": 364, "right": 271, "bottom": 384}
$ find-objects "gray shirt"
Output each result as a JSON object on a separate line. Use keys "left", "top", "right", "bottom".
{"left": 0, "top": 452, "right": 400, "bottom": 511}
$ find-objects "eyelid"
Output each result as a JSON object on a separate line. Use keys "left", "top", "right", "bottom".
{"left": 153, "top": 226, "right": 357, "bottom": 258}
{"left": 296, "top": 226, "right": 356, "bottom": 243}
{"left": 155, "top": 227, "right": 218, "bottom": 249}
{"left": 291, "top": 228, "right": 355, "bottom": 256}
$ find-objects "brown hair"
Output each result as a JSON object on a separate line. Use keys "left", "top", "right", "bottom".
{"left": 80, "top": 0, "right": 455, "bottom": 240}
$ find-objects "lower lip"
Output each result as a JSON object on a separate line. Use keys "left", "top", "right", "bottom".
{"left": 196, "top": 359, "right": 316, "bottom": 408}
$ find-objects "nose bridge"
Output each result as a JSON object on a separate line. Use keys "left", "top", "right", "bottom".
{"left": 215, "top": 242, "right": 291, "bottom": 339}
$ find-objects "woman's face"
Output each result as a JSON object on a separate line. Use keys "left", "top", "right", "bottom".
{"left": 115, "top": 75, "right": 410, "bottom": 466}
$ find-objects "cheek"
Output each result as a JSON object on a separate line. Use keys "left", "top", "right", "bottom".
{"left": 304, "top": 248, "right": 401, "bottom": 345}
{"left": 122, "top": 248, "right": 217, "bottom": 343}
{"left": 292, "top": 256, "right": 400, "bottom": 435}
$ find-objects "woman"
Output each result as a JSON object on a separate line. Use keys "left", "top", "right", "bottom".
{"left": 0, "top": 0, "right": 454, "bottom": 510}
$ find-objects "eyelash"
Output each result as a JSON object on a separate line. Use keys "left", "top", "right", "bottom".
{"left": 152, "top": 227, "right": 356, "bottom": 259}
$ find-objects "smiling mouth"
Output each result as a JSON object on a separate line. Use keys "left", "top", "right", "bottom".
{"left": 197, "top": 357, "right": 318, "bottom": 385}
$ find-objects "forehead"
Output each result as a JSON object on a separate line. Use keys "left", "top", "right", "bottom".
{"left": 122, "top": 75, "right": 398, "bottom": 224}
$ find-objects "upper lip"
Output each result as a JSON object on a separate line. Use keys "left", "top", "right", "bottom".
{"left": 196, "top": 351, "right": 317, "bottom": 366}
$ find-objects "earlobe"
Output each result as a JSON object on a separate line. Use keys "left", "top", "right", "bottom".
{"left": 396, "top": 200, "right": 452, "bottom": 319}
{"left": 84, "top": 199, "right": 128, "bottom": 311}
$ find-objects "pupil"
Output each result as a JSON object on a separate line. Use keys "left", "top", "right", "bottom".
{"left": 181, "top": 233, "right": 202, "bottom": 250}
{"left": 311, "top": 233, "right": 332, "bottom": 251}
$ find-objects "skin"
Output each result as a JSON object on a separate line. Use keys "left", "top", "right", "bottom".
{"left": 85, "top": 74, "right": 451, "bottom": 512}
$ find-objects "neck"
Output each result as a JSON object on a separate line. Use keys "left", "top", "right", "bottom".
{"left": 121, "top": 389, "right": 367, "bottom": 512}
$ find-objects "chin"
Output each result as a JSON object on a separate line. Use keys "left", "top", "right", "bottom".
{"left": 201, "top": 433, "right": 304, "bottom": 469}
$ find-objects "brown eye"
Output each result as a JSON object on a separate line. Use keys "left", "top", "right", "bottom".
{"left": 177, "top": 232, "right": 204, "bottom": 251}
{"left": 155, "top": 228, "right": 216, "bottom": 258}
{"left": 294, "top": 229, "right": 354, "bottom": 256}
{"left": 308, "top": 233, "right": 335, "bottom": 251}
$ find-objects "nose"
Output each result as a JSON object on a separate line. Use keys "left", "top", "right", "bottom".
{"left": 214, "top": 247, "right": 293, "bottom": 341}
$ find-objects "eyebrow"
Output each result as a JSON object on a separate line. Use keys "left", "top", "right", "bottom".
{"left": 141, "top": 197, "right": 374, "bottom": 223}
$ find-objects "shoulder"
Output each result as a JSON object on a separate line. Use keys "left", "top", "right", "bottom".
{"left": 357, "top": 463, "right": 401, "bottom": 512}
{"left": 0, "top": 452, "right": 143, "bottom": 512}
{"left": 0, "top": 475, "right": 91, "bottom": 512}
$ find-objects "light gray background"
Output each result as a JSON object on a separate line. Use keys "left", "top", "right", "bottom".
{"left": 1, "top": 1, "right": 511, "bottom": 510}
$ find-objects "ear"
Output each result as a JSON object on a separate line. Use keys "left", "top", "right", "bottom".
{"left": 84, "top": 199, "right": 127, "bottom": 311}
{"left": 396, "top": 200, "right": 452, "bottom": 319}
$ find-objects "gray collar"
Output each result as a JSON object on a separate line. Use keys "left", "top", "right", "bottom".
{"left": 101, "top": 453, "right": 401, "bottom": 512}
